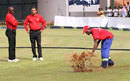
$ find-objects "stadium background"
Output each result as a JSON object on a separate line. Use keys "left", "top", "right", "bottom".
{"left": 0, "top": 0, "right": 37, "bottom": 21}
{"left": 0, "top": 0, "right": 129, "bottom": 22}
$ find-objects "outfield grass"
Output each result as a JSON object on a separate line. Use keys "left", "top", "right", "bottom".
{"left": 0, "top": 28, "right": 130, "bottom": 81}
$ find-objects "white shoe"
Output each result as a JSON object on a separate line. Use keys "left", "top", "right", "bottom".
{"left": 33, "top": 57, "right": 37, "bottom": 61}
{"left": 8, "top": 59, "right": 19, "bottom": 62}
{"left": 8, "top": 59, "right": 14, "bottom": 62}
{"left": 14, "top": 59, "right": 19, "bottom": 62}
{"left": 39, "top": 57, "right": 44, "bottom": 61}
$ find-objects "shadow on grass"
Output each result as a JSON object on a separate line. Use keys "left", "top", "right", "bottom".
{"left": 0, "top": 59, "right": 7, "bottom": 62}
{"left": 18, "top": 57, "right": 32, "bottom": 60}
{"left": 0, "top": 47, "right": 130, "bottom": 51}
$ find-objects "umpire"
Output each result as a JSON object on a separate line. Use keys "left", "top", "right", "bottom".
{"left": 24, "top": 7, "right": 46, "bottom": 61}
{"left": 5, "top": 6, "right": 19, "bottom": 62}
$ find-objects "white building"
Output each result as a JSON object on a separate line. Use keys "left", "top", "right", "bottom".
{"left": 38, "top": 0, "right": 109, "bottom": 21}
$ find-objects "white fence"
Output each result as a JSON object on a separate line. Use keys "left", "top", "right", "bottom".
{"left": 54, "top": 16, "right": 130, "bottom": 28}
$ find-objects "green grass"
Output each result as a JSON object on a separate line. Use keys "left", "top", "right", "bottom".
{"left": 0, "top": 28, "right": 130, "bottom": 81}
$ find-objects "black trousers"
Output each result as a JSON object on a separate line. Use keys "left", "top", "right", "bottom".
{"left": 30, "top": 30, "right": 42, "bottom": 58}
{"left": 5, "top": 28, "right": 16, "bottom": 60}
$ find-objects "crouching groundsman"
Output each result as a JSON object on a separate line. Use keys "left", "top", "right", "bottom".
{"left": 83, "top": 26, "right": 114, "bottom": 69}
{"left": 24, "top": 7, "right": 46, "bottom": 61}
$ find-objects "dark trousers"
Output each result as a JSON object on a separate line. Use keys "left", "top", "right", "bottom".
{"left": 30, "top": 30, "right": 42, "bottom": 58}
{"left": 5, "top": 28, "right": 16, "bottom": 60}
